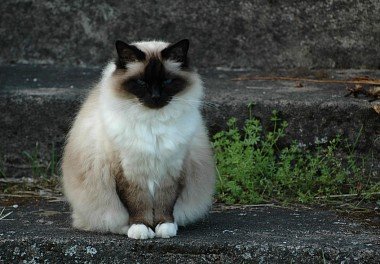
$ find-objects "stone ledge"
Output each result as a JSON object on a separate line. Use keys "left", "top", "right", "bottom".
{"left": 0, "top": 199, "right": 379, "bottom": 263}
{"left": 1, "top": 64, "right": 379, "bottom": 177}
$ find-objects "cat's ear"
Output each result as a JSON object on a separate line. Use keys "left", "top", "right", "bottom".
{"left": 115, "top": 40, "right": 145, "bottom": 68}
{"left": 161, "top": 39, "right": 189, "bottom": 67}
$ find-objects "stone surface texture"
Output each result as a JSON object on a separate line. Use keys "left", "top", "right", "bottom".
{"left": 1, "top": 65, "right": 379, "bottom": 177}
{"left": 0, "top": 200, "right": 379, "bottom": 263}
{"left": 0, "top": 0, "right": 379, "bottom": 69}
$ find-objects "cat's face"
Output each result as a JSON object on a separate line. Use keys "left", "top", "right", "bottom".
{"left": 113, "top": 39, "right": 191, "bottom": 109}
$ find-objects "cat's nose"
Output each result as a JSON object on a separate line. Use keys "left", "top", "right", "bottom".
{"left": 151, "top": 88, "right": 161, "bottom": 100}
{"left": 151, "top": 96, "right": 160, "bottom": 104}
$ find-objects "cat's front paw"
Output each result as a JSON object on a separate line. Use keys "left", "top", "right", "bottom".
{"left": 155, "top": 222, "right": 178, "bottom": 238}
{"left": 127, "top": 224, "right": 155, "bottom": 239}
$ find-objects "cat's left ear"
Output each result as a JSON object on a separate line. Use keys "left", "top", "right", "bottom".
{"left": 161, "top": 39, "right": 189, "bottom": 67}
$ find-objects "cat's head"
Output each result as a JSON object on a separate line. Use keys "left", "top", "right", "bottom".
{"left": 110, "top": 39, "right": 199, "bottom": 109}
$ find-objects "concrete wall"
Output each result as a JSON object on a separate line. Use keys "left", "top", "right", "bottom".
{"left": 0, "top": 0, "right": 379, "bottom": 69}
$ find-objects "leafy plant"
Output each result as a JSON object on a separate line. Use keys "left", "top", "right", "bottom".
{"left": 213, "top": 109, "right": 379, "bottom": 205}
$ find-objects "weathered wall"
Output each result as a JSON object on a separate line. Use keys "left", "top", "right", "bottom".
{"left": 0, "top": 0, "right": 379, "bottom": 69}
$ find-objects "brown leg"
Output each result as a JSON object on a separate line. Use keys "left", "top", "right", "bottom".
{"left": 115, "top": 174, "right": 154, "bottom": 229}
{"left": 153, "top": 176, "right": 183, "bottom": 226}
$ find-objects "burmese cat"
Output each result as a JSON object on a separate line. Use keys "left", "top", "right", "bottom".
{"left": 62, "top": 39, "right": 215, "bottom": 239}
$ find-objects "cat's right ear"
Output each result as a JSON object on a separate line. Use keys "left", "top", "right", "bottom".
{"left": 115, "top": 40, "right": 146, "bottom": 68}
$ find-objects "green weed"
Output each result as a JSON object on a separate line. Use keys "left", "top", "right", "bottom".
{"left": 22, "top": 142, "right": 59, "bottom": 178}
{"left": 213, "top": 109, "right": 379, "bottom": 205}
{"left": 0, "top": 153, "right": 5, "bottom": 178}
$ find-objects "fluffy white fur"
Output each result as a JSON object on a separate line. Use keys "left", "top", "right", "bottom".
{"left": 62, "top": 41, "right": 215, "bottom": 238}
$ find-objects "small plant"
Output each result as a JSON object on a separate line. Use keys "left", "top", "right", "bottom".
{"left": 48, "top": 143, "right": 58, "bottom": 178}
{"left": 22, "top": 142, "right": 59, "bottom": 178}
{"left": 0, "top": 154, "right": 5, "bottom": 178}
{"left": 1, "top": 143, "right": 61, "bottom": 196}
{"left": 213, "top": 109, "right": 379, "bottom": 205}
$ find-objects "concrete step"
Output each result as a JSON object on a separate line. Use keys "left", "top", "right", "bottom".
{"left": 1, "top": 64, "right": 379, "bottom": 177}
{"left": 0, "top": 0, "right": 379, "bottom": 69}
{"left": 0, "top": 199, "right": 379, "bottom": 263}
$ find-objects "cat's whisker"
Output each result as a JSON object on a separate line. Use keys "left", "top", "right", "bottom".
{"left": 172, "top": 97, "right": 220, "bottom": 109}
{"left": 172, "top": 97, "right": 214, "bottom": 105}
{"left": 114, "top": 99, "right": 144, "bottom": 112}
{"left": 171, "top": 98, "right": 197, "bottom": 105}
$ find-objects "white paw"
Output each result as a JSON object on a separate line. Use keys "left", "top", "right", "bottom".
{"left": 127, "top": 224, "right": 155, "bottom": 239}
{"left": 155, "top": 222, "right": 178, "bottom": 238}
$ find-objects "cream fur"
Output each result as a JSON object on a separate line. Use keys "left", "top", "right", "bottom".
{"left": 62, "top": 40, "right": 215, "bottom": 236}
{"left": 155, "top": 222, "right": 178, "bottom": 238}
{"left": 128, "top": 224, "right": 155, "bottom": 239}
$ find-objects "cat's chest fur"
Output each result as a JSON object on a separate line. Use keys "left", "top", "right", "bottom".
{"left": 101, "top": 105, "right": 199, "bottom": 186}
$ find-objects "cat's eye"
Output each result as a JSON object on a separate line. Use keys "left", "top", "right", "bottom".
{"left": 136, "top": 79, "right": 146, "bottom": 86}
{"left": 163, "top": 79, "right": 173, "bottom": 85}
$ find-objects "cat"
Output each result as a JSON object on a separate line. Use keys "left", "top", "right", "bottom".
{"left": 62, "top": 39, "right": 216, "bottom": 239}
